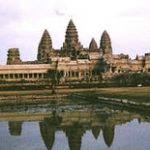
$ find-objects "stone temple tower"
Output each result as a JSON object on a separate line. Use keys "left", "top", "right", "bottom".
{"left": 37, "top": 29, "right": 54, "bottom": 63}
{"left": 100, "top": 31, "right": 112, "bottom": 56}
{"left": 89, "top": 38, "right": 98, "bottom": 51}
{"left": 7, "top": 48, "right": 21, "bottom": 65}
{"left": 61, "top": 19, "right": 83, "bottom": 59}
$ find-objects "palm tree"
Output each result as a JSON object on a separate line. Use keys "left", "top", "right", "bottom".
{"left": 47, "top": 60, "right": 61, "bottom": 94}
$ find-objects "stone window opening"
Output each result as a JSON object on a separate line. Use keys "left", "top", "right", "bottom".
{"left": 39, "top": 74, "right": 42, "bottom": 78}
{"left": 68, "top": 71, "right": 71, "bottom": 77}
{"left": 5, "top": 74, "right": 8, "bottom": 79}
{"left": 10, "top": 74, "right": 13, "bottom": 79}
{"left": 15, "top": 74, "right": 18, "bottom": 79}
{"left": 34, "top": 73, "right": 37, "bottom": 78}
{"left": 29, "top": 74, "right": 32, "bottom": 78}
{"left": 24, "top": 74, "right": 27, "bottom": 78}
{"left": 76, "top": 72, "right": 79, "bottom": 77}
{"left": 19, "top": 74, "right": 23, "bottom": 78}
{"left": 72, "top": 71, "right": 75, "bottom": 77}
{"left": 60, "top": 70, "right": 64, "bottom": 77}
{"left": 0, "top": 74, "right": 3, "bottom": 79}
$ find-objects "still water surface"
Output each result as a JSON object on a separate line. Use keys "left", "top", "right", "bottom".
{"left": 0, "top": 104, "right": 150, "bottom": 150}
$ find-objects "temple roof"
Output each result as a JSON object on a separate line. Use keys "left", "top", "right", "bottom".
{"left": 65, "top": 19, "right": 78, "bottom": 44}
{"left": 89, "top": 38, "right": 98, "bottom": 50}
{"left": 100, "top": 30, "right": 112, "bottom": 54}
{"left": 101, "top": 30, "right": 111, "bottom": 43}
{"left": 37, "top": 29, "right": 54, "bottom": 62}
{"left": 8, "top": 48, "right": 19, "bottom": 53}
{"left": 39, "top": 29, "right": 52, "bottom": 49}
{"left": 68, "top": 19, "right": 75, "bottom": 27}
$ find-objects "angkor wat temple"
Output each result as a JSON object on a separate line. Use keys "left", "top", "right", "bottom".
{"left": 1, "top": 19, "right": 150, "bottom": 83}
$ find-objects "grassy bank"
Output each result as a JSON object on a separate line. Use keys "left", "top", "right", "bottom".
{"left": 0, "top": 88, "right": 95, "bottom": 96}
{"left": 94, "top": 87, "right": 150, "bottom": 103}
{"left": 0, "top": 87, "right": 149, "bottom": 103}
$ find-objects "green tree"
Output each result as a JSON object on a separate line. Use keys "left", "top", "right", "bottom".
{"left": 47, "top": 60, "right": 61, "bottom": 94}
{"left": 111, "top": 72, "right": 150, "bottom": 86}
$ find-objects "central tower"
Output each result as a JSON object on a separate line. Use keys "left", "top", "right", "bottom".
{"left": 61, "top": 19, "right": 83, "bottom": 59}
{"left": 100, "top": 30, "right": 112, "bottom": 56}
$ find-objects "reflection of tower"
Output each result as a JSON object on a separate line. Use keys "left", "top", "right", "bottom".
{"left": 39, "top": 121, "right": 55, "bottom": 150}
{"left": 102, "top": 125, "right": 115, "bottom": 147}
{"left": 37, "top": 29, "right": 54, "bottom": 63}
{"left": 65, "top": 123, "right": 85, "bottom": 150}
{"left": 92, "top": 126, "right": 101, "bottom": 139}
{"left": 61, "top": 19, "right": 83, "bottom": 59}
{"left": 100, "top": 30, "right": 112, "bottom": 56}
{"left": 8, "top": 121, "right": 22, "bottom": 136}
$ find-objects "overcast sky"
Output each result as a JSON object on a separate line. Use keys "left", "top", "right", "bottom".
{"left": 0, "top": 0, "right": 150, "bottom": 64}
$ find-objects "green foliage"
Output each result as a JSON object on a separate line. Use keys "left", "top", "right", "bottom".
{"left": 46, "top": 61, "right": 62, "bottom": 94}
{"left": 47, "top": 69, "right": 61, "bottom": 85}
{"left": 111, "top": 72, "right": 150, "bottom": 86}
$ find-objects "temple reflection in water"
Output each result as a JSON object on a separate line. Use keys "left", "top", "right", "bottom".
{"left": 8, "top": 121, "right": 23, "bottom": 136}
{"left": 4, "top": 109, "right": 149, "bottom": 150}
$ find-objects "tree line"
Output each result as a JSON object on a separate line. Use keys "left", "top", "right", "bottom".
{"left": 110, "top": 72, "right": 150, "bottom": 86}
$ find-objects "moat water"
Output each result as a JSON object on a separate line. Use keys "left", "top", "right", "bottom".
{"left": 0, "top": 102, "right": 150, "bottom": 150}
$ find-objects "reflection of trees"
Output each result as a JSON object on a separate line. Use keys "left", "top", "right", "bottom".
{"left": 102, "top": 125, "right": 115, "bottom": 147}
{"left": 8, "top": 121, "right": 22, "bottom": 136}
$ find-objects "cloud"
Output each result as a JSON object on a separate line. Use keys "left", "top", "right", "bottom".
{"left": 55, "top": 10, "right": 65, "bottom": 16}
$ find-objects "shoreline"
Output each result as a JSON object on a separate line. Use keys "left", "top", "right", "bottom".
{"left": 0, "top": 87, "right": 149, "bottom": 112}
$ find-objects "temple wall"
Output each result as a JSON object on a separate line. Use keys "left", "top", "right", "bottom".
{"left": 0, "top": 64, "right": 53, "bottom": 81}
